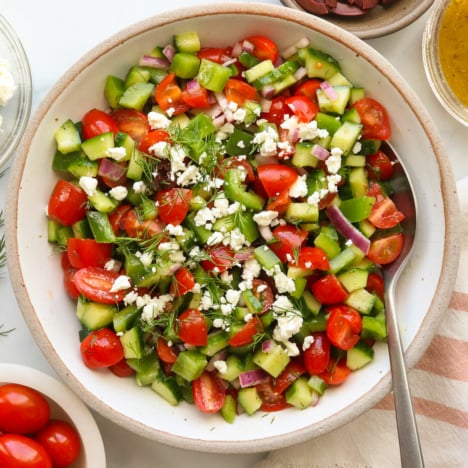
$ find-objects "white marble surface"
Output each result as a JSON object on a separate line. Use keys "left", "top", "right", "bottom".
{"left": 0, "top": 1, "right": 466, "bottom": 467}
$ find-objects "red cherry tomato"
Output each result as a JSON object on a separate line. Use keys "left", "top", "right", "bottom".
{"left": 200, "top": 245, "right": 235, "bottom": 274}
{"left": 66, "top": 238, "right": 112, "bottom": 269}
{"left": 81, "top": 108, "right": 118, "bottom": 140}
{"left": 123, "top": 208, "right": 164, "bottom": 239}
{"left": 177, "top": 309, "right": 208, "bottom": 346}
{"left": 244, "top": 35, "right": 279, "bottom": 63}
{"left": 192, "top": 371, "right": 226, "bottom": 413}
{"left": 294, "top": 79, "right": 322, "bottom": 103}
{"left": 273, "top": 359, "right": 305, "bottom": 394}
{"left": 156, "top": 188, "right": 192, "bottom": 226}
{"left": 224, "top": 78, "right": 259, "bottom": 106}
{"left": 155, "top": 73, "right": 190, "bottom": 116}
{"left": 367, "top": 150, "right": 394, "bottom": 181}
{"left": 218, "top": 157, "right": 255, "bottom": 183}
{"left": 319, "top": 358, "right": 351, "bottom": 385}
{"left": 47, "top": 180, "right": 88, "bottom": 226}
{"left": 0, "top": 434, "right": 52, "bottom": 468}
{"left": 111, "top": 108, "right": 150, "bottom": 142}
{"left": 367, "top": 183, "right": 405, "bottom": 229}
{"left": 181, "top": 80, "right": 211, "bottom": 108}
{"left": 108, "top": 204, "right": 132, "bottom": 235}
{"left": 109, "top": 358, "right": 135, "bottom": 377}
{"left": 170, "top": 267, "right": 195, "bottom": 297}
{"left": 290, "top": 246, "right": 330, "bottom": 271}
{"left": 138, "top": 129, "right": 170, "bottom": 154}
{"left": 35, "top": 420, "right": 81, "bottom": 468}
{"left": 80, "top": 328, "right": 125, "bottom": 369}
{"left": 367, "top": 233, "right": 404, "bottom": 265}
{"left": 257, "top": 164, "right": 299, "bottom": 198}
{"left": 197, "top": 47, "right": 231, "bottom": 63}
{"left": 256, "top": 377, "right": 289, "bottom": 412}
{"left": 285, "top": 95, "right": 319, "bottom": 122}
{"left": 366, "top": 272, "right": 385, "bottom": 299}
{"left": 351, "top": 97, "right": 391, "bottom": 141}
{"left": 269, "top": 224, "right": 308, "bottom": 263}
{"left": 0, "top": 384, "right": 50, "bottom": 434}
{"left": 261, "top": 96, "right": 289, "bottom": 125}
{"left": 73, "top": 266, "right": 128, "bottom": 304}
{"left": 228, "top": 316, "right": 263, "bottom": 347}
{"left": 326, "top": 305, "right": 362, "bottom": 351}
{"left": 265, "top": 189, "right": 290, "bottom": 215}
{"left": 310, "top": 274, "right": 349, "bottom": 305}
{"left": 303, "top": 332, "right": 331, "bottom": 375}
{"left": 156, "top": 337, "right": 178, "bottom": 364}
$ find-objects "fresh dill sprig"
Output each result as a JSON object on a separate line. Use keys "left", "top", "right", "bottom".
{"left": 0, "top": 324, "right": 15, "bottom": 337}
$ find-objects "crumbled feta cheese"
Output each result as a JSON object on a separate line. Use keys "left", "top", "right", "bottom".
{"left": 327, "top": 174, "right": 342, "bottom": 193}
{"left": 105, "top": 146, "right": 127, "bottom": 161}
{"left": 352, "top": 141, "right": 362, "bottom": 154}
{"left": 253, "top": 125, "right": 278, "bottom": 157}
{"left": 0, "top": 59, "right": 16, "bottom": 107}
{"left": 272, "top": 300, "right": 303, "bottom": 343}
{"left": 148, "top": 111, "right": 171, "bottom": 129}
{"left": 123, "top": 290, "right": 139, "bottom": 305}
{"left": 253, "top": 210, "right": 278, "bottom": 227}
{"left": 213, "top": 360, "right": 228, "bottom": 375}
{"left": 165, "top": 224, "right": 185, "bottom": 237}
{"left": 213, "top": 318, "right": 226, "bottom": 329}
{"left": 273, "top": 270, "right": 296, "bottom": 294}
{"left": 140, "top": 294, "right": 173, "bottom": 322}
{"left": 136, "top": 251, "right": 153, "bottom": 266}
{"left": 108, "top": 185, "right": 128, "bottom": 201}
{"left": 104, "top": 259, "right": 122, "bottom": 272}
{"left": 159, "top": 242, "right": 179, "bottom": 252}
{"left": 176, "top": 165, "right": 201, "bottom": 186}
{"left": 79, "top": 176, "right": 98, "bottom": 197}
{"left": 226, "top": 227, "right": 247, "bottom": 251}
{"left": 288, "top": 174, "right": 308, "bottom": 198}
{"left": 169, "top": 145, "right": 188, "bottom": 173}
{"left": 169, "top": 250, "right": 186, "bottom": 263}
{"left": 326, "top": 151, "right": 342, "bottom": 174}
{"left": 133, "top": 180, "right": 147, "bottom": 194}
{"left": 302, "top": 335, "right": 315, "bottom": 351}
{"left": 149, "top": 141, "right": 169, "bottom": 158}
{"left": 207, "top": 231, "right": 225, "bottom": 246}
{"left": 110, "top": 275, "right": 131, "bottom": 293}
{"left": 225, "top": 289, "right": 241, "bottom": 306}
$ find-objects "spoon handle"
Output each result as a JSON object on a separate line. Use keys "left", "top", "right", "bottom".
{"left": 386, "top": 291, "right": 425, "bottom": 467}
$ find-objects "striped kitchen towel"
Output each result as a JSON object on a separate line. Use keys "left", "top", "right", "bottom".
{"left": 254, "top": 177, "right": 468, "bottom": 468}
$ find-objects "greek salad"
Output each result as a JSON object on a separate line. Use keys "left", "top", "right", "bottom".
{"left": 47, "top": 32, "right": 405, "bottom": 421}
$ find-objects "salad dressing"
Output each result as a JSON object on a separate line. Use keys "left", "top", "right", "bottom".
{"left": 438, "top": 0, "right": 468, "bottom": 107}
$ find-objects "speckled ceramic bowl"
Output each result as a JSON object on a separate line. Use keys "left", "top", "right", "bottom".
{"left": 281, "top": 0, "right": 434, "bottom": 39}
{"left": 5, "top": 2, "right": 459, "bottom": 454}
{"left": 0, "top": 363, "right": 106, "bottom": 467}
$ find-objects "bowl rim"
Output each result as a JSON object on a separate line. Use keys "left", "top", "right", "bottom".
{"left": 4, "top": 2, "right": 460, "bottom": 453}
{"left": 0, "top": 14, "right": 32, "bottom": 169}
{"left": 281, "top": 0, "right": 435, "bottom": 40}
{"left": 422, "top": 0, "right": 468, "bottom": 127}
{"left": 0, "top": 363, "right": 106, "bottom": 467}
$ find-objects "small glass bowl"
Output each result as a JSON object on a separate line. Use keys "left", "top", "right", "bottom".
{"left": 422, "top": 0, "right": 468, "bottom": 127}
{"left": 0, "top": 15, "right": 32, "bottom": 169}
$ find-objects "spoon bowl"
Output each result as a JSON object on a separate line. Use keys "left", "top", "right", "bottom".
{"left": 381, "top": 142, "right": 424, "bottom": 467}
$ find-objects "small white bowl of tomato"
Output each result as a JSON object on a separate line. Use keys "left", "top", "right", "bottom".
{"left": 0, "top": 363, "right": 105, "bottom": 467}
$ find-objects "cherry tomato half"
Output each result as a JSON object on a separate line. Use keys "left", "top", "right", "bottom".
{"left": 35, "top": 420, "right": 81, "bottom": 468}
{"left": 157, "top": 188, "right": 192, "bottom": 226}
{"left": 138, "top": 129, "right": 170, "bottom": 154}
{"left": 319, "top": 358, "right": 351, "bottom": 385}
{"left": 367, "top": 150, "right": 394, "bottom": 181}
{"left": 228, "top": 316, "right": 263, "bottom": 347}
{"left": 351, "top": 97, "right": 391, "bottom": 141}
{"left": 257, "top": 164, "right": 299, "bottom": 198}
{"left": 245, "top": 35, "right": 279, "bottom": 63}
{"left": 0, "top": 434, "right": 52, "bottom": 468}
{"left": 224, "top": 79, "right": 259, "bottom": 106}
{"left": 47, "top": 180, "right": 88, "bottom": 226}
{"left": 81, "top": 109, "right": 118, "bottom": 140}
{"left": 269, "top": 224, "right": 308, "bottom": 263}
{"left": 170, "top": 267, "right": 196, "bottom": 297}
{"left": 0, "top": 384, "right": 50, "bottom": 434}
{"left": 367, "top": 233, "right": 404, "bottom": 265}
{"left": 67, "top": 238, "right": 112, "bottom": 269}
{"left": 177, "top": 309, "right": 208, "bottom": 346}
{"left": 326, "top": 305, "right": 362, "bottom": 351}
{"left": 111, "top": 108, "right": 150, "bottom": 142}
{"left": 285, "top": 95, "right": 319, "bottom": 122}
{"left": 367, "top": 183, "right": 405, "bottom": 229}
{"left": 192, "top": 371, "right": 226, "bottom": 413}
{"left": 200, "top": 245, "right": 235, "bottom": 274}
{"left": 155, "top": 73, "right": 190, "bottom": 116}
{"left": 303, "top": 332, "right": 331, "bottom": 375}
{"left": 80, "top": 328, "right": 125, "bottom": 369}
{"left": 73, "top": 266, "right": 128, "bottom": 304}
{"left": 290, "top": 246, "right": 330, "bottom": 271}
{"left": 310, "top": 274, "right": 349, "bottom": 305}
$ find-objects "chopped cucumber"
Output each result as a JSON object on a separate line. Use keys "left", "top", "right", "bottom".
{"left": 237, "top": 387, "right": 262, "bottom": 415}
{"left": 253, "top": 342, "right": 290, "bottom": 378}
{"left": 346, "top": 341, "right": 374, "bottom": 370}
{"left": 76, "top": 296, "right": 116, "bottom": 330}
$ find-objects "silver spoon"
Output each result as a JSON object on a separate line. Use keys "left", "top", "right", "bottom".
{"left": 380, "top": 142, "right": 424, "bottom": 467}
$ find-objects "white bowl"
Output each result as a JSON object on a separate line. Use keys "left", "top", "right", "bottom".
{"left": 0, "top": 15, "right": 32, "bottom": 169}
{"left": 0, "top": 363, "right": 106, "bottom": 467}
{"left": 5, "top": 2, "right": 459, "bottom": 454}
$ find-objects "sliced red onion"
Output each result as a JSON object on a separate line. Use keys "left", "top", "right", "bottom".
{"left": 320, "top": 81, "right": 338, "bottom": 101}
{"left": 98, "top": 158, "right": 127, "bottom": 184}
{"left": 242, "top": 39, "right": 255, "bottom": 54}
{"left": 231, "top": 41, "right": 243, "bottom": 58}
{"left": 212, "top": 114, "right": 226, "bottom": 128}
{"left": 222, "top": 58, "right": 237, "bottom": 67}
{"left": 281, "top": 44, "right": 299, "bottom": 59}
{"left": 289, "top": 127, "right": 300, "bottom": 144}
{"left": 215, "top": 92, "right": 229, "bottom": 110}
{"left": 261, "top": 84, "right": 276, "bottom": 99}
{"left": 294, "top": 66, "right": 307, "bottom": 81}
{"left": 311, "top": 144, "right": 330, "bottom": 161}
{"left": 261, "top": 339, "right": 275, "bottom": 353}
{"left": 295, "top": 36, "right": 310, "bottom": 49}
{"left": 233, "top": 248, "right": 254, "bottom": 262}
{"left": 238, "top": 368, "right": 269, "bottom": 388}
{"left": 162, "top": 44, "right": 176, "bottom": 62}
{"left": 326, "top": 204, "right": 371, "bottom": 254}
{"left": 139, "top": 55, "right": 170, "bottom": 70}
{"left": 261, "top": 98, "right": 272, "bottom": 113}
